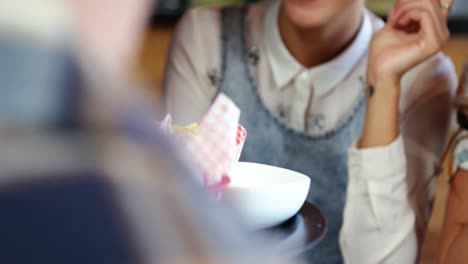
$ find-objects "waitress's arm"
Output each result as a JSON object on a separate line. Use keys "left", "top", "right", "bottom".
{"left": 340, "top": 58, "right": 456, "bottom": 263}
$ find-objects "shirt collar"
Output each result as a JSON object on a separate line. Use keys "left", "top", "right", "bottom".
{"left": 264, "top": 1, "right": 373, "bottom": 94}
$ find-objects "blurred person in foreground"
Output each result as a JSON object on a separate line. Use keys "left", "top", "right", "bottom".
{"left": 0, "top": 1, "right": 300, "bottom": 264}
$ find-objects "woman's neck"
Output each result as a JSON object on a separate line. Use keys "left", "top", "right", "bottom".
{"left": 278, "top": 5, "right": 364, "bottom": 68}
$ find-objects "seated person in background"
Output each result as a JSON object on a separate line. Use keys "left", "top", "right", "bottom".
{"left": 440, "top": 157, "right": 468, "bottom": 264}
{"left": 439, "top": 64, "right": 468, "bottom": 264}
{"left": 163, "top": 0, "right": 458, "bottom": 262}
{"left": 0, "top": 1, "right": 300, "bottom": 264}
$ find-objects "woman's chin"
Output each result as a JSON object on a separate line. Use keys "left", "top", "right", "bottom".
{"left": 287, "top": 11, "right": 329, "bottom": 29}
{"left": 287, "top": 0, "right": 323, "bottom": 6}
{"left": 282, "top": 0, "right": 352, "bottom": 30}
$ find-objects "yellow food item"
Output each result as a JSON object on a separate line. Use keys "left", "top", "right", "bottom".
{"left": 172, "top": 123, "right": 199, "bottom": 135}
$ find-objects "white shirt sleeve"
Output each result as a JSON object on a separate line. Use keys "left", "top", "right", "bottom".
{"left": 340, "top": 54, "right": 458, "bottom": 264}
{"left": 341, "top": 137, "right": 417, "bottom": 264}
{"left": 162, "top": 8, "right": 221, "bottom": 125}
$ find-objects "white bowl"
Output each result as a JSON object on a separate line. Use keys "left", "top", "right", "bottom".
{"left": 221, "top": 162, "right": 311, "bottom": 230}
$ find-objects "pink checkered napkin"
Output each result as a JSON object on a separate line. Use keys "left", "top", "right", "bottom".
{"left": 234, "top": 124, "right": 247, "bottom": 162}
{"left": 184, "top": 94, "right": 246, "bottom": 187}
{"left": 157, "top": 94, "right": 247, "bottom": 197}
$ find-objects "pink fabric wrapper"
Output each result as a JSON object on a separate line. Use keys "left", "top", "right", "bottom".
{"left": 159, "top": 93, "right": 247, "bottom": 198}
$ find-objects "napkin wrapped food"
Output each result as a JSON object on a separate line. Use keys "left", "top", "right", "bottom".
{"left": 160, "top": 94, "right": 247, "bottom": 197}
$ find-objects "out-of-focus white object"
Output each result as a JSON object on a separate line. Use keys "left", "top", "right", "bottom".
{"left": 0, "top": 0, "right": 72, "bottom": 43}
{"left": 222, "top": 162, "right": 310, "bottom": 230}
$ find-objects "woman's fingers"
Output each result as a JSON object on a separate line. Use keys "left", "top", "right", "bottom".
{"left": 391, "top": 0, "right": 442, "bottom": 27}
{"left": 390, "top": 0, "right": 443, "bottom": 29}
{"left": 402, "top": 7, "right": 447, "bottom": 58}
{"left": 369, "top": 0, "right": 452, "bottom": 80}
{"left": 388, "top": 0, "right": 449, "bottom": 48}
{"left": 388, "top": 0, "right": 413, "bottom": 22}
{"left": 398, "top": 4, "right": 447, "bottom": 41}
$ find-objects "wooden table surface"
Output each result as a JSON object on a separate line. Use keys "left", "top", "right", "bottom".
{"left": 138, "top": 28, "right": 468, "bottom": 263}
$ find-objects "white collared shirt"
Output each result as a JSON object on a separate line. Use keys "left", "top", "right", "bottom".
{"left": 163, "top": 1, "right": 458, "bottom": 263}
{"left": 263, "top": 0, "right": 373, "bottom": 132}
